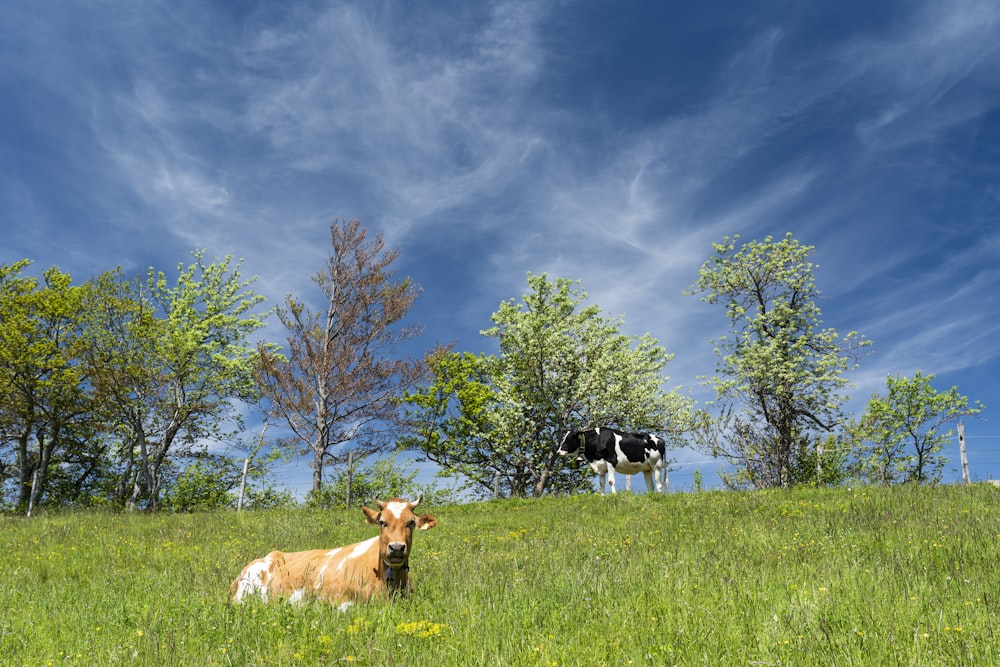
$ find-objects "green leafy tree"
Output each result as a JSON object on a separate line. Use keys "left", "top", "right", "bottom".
{"left": 76, "top": 268, "right": 162, "bottom": 507}
{"left": 80, "top": 253, "right": 269, "bottom": 509}
{"left": 160, "top": 457, "right": 238, "bottom": 511}
{"left": 159, "top": 452, "right": 293, "bottom": 512}
{"left": 851, "top": 371, "right": 984, "bottom": 485}
{"left": 0, "top": 261, "right": 95, "bottom": 511}
{"left": 788, "top": 433, "right": 849, "bottom": 487}
{"left": 306, "top": 453, "right": 421, "bottom": 509}
{"left": 404, "top": 273, "right": 695, "bottom": 498}
{"left": 690, "top": 233, "right": 870, "bottom": 489}
{"left": 256, "top": 219, "right": 426, "bottom": 494}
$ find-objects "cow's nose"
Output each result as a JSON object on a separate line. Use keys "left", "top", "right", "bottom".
{"left": 387, "top": 542, "right": 406, "bottom": 556}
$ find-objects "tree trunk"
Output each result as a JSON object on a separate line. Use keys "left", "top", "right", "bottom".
{"left": 28, "top": 430, "right": 55, "bottom": 514}
{"left": 532, "top": 453, "right": 557, "bottom": 498}
{"left": 130, "top": 436, "right": 152, "bottom": 511}
{"left": 312, "top": 442, "right": 324, "bottom": 493}
{"left": 16, "top": 426, "right": 32, "bottom": 507}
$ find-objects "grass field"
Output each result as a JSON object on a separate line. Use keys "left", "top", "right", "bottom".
{"left": 0, "top": 484, "right": 997, "bottom": 666}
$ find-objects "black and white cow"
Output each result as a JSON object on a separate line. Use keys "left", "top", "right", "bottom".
{"left": 555, "top": 427, "right": 666, "bottom": 494}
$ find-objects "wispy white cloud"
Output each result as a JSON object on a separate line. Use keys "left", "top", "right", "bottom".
{"left": 2, "top": 0, "right": 997, "bottom": 443}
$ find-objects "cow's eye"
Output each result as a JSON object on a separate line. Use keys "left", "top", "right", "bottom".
{"left": 407, "top": 519, "right": 416, "bottom": 528}
{"left": 379, "top": 519, "right": 388, "bottom": 527}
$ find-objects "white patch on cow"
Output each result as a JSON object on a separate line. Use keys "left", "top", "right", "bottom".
{"left": 288, "top": 589, "right": 305, "bottom": 603}
{"left": 612, "top": 435, "right": 661, "bottom": 475}
{"left": 348, "top": 536, "right": 378, "bottom": 560}
{"left": 612, "top": 434, "right": 644, "bottom": 475}
{"left": 383, "top": 501, "right": 408, "bottom": 519}
{"left": 234, "top": 556, "right": 271, "bottom": 602}
{"left": 315, "top": 545, "right": 343, "bottom": 584}
{"left": 338, "top": 601, "right": 353, "bottom": 613}
{"left": 589, "top": 459, "right": 611, "bottom": 476}
{"left": 612, "top": 434, "right": 664, "bottom": 493}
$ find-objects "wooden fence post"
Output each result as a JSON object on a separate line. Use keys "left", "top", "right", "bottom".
{"left": 958, "top": 420, "right": 970, "bottom": 484}
{"left": 346, "top": 451, "right": 354, "bottom": 509}
{"left": 816, "top": 441, "right": 824, "bottom": 486}
{"left": 237, "top": 457, "right": 250, "bottom": 512}
{"left": 27, "top": 469, "right": 39, "bottom": 517}
{"left": 237, "top": 422, "right": 269, "bottom": 512}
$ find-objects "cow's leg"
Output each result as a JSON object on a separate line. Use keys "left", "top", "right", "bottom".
{"left": 591, "top": 461, "right": 608, "bottom": 495}
{"left": 607, "top": 470, "right": 616, "bottom": 494}
{"left": 643, "top": 469, "right": 656, "bottom": 494}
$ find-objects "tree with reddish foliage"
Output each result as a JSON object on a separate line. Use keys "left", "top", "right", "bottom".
{"left": 256, "top": 219, "right": 427, "bottom": 494}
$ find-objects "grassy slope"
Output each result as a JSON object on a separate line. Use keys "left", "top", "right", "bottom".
{"left": 0, "top": 485, "right": 997, "bottom": 666}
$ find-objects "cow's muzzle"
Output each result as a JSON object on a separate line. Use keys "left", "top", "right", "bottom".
{"left": 385, "top": 542, "right": 408, "bottom": 565}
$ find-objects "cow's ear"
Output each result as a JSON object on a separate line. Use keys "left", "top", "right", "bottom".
{"left": 362, "top": 506, "right": 380, "bottom": 525}
{"left": 416, "top": 515, "right": 437, "bottom": 531}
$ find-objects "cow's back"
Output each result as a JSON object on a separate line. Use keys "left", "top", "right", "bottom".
{"left": 231, "top": 538, "right": 383, "bottom": 604}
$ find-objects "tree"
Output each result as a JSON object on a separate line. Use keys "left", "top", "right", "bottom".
{"left": 306, "top": 453, "right": 421, "bottom": 509}
{"left": 80, "top": 254, "right": 269, "bottom": 509}
{"left": 0, "top": 261, "right": 95, "bottom": 511}
{"left": 851, "top": 371, "right": 984, "bottom": 485}
{"left": 403, "top": 273, "right": 694, "bottom": 498}
{"left": 76, "top": 268, "right": 162, "bottom": 507}
{"left": 160, "top": 457, "right": 239, "bottom": 511}
{"left": 256, "top": 219, "right": 426, "bottom": 494}
{"left": 690, "top": 233, "right": 870, "bottom": 489}
{"left": 0, "top": 254, "right": 269, "bottom": 511}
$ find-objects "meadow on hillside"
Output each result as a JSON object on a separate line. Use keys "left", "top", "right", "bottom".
{"left": 0, "top": 484, "right": 996, "bottom": 666}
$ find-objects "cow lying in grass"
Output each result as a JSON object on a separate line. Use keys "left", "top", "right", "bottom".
{"left": 230, "top": 496, "right": 437, "bottom": 609}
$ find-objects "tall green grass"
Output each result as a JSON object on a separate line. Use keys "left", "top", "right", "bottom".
{"left": 0, "top": 485, "right": 996, "bottom": 666}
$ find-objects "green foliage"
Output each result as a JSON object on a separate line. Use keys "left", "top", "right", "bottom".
{"left": 0, "top": 260, "right": 95, "bottom": 511}
{"left": 0, "top": 486, "right": 997, "bottom": 665}
{"left": 160, "top": 456, "right": 295, "bottom": 512}
{"left": 691, "top": 233, "right": 870, "bottom": 489}
{"left": 147, "top": 250, "right": 267, "bottom": 405}
{"left": 403, "top": 273, "right": 695, "bottom": 498}
{"left": 786, "top": 433, "right": 850, "bottom": 487}
{"left": 238, "top": 484, "right": 295, "bottom": 511}
{"left": 852, "top": 371, "right": 984, "bottom": 485}
{"left": 161, "top": 459, "right": 236, "bottom": 512}
{"left": 100, "top": 251, "right": 270, "bottom": 509}
{"left": 0, "top": 253, "right": 272, "bottom": 512}
{"left": 306, "top": 454, "right": 421, "bottom": 509}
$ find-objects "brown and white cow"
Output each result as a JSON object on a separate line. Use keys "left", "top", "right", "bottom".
{"left": 230, "top": 496, "right": 437, "bottom": 609}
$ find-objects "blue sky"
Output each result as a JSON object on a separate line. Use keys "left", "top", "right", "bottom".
{"left": 3, "top": 1, "right": 999, "bottom": 495}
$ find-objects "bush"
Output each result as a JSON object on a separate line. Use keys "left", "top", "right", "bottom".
{"left": 306, "top": 454, "right": 423, "bottom": 509}
{"left": 160, "top": 460, "right": 234, "bottom": 512}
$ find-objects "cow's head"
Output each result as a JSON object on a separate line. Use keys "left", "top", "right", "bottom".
{"left": 362, "top": 495, "right": 437, "bottom": 570}
{"left": 555, "top": 430, "right": 586, "bottom": 460}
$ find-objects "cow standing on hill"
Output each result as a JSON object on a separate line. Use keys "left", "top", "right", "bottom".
{"left": 555, "top": 427, "right": 666, "bottom": 494}
{"left": 230, "top": 496, "right": 436, "bottom": 610}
